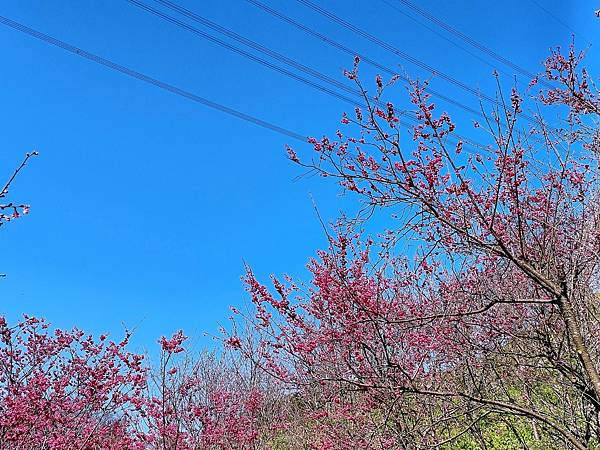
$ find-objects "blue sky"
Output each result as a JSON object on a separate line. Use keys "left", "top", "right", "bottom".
{"left": 0, "top": 0, "right": 596, "bottom": 353}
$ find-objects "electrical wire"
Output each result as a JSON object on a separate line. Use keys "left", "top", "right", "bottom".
{"left": 392, "top": 0, "right": 551, "bottom": 87}
{"left": 296, "top": 0, "right": 501, "bottom": 103}
{"left": 280, "top": 0, "right": 540, "bottom": 124}
{"left": 0, "top": 12, "right": 490, "bottom": 153}
{"left": 130, "top": 0, "right": 489, "bottom": 150}
{"left": 127, "top": 0, "right": 366, "bottom": 110}
{"left": 244, "top": 0, "right": 486, "bottom": 120}
{"left": 529, "top": 0, "right": 581, "bottom": 40}
{"left": 153, "top": 0, "right": 362, "bottom": 100}
{"left": 0, "top": 14, "right": 307, "bottom": 141}
{"left": 379, "top": 0, "right": 513, "bottom": 78}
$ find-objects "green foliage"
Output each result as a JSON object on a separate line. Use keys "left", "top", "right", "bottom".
{"left": 441, "top": 415, "right": 565, "bottom": 450}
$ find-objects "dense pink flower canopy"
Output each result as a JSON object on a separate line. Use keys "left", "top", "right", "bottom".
{"left": 222, "top": 43, "right": 600, "bottom": 448}
{"left": 1, "top": 43, "right": 599, "bottom": 449}
{"left": 0, "top": 320, "right": 265, "bottom": 449}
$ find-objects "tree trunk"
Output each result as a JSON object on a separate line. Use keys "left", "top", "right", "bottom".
{"left": 558, "top": 292, "right": 600, "bottom": 407}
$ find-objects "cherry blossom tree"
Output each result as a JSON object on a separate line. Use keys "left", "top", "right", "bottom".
{"left": 228, "top": 44, "right": 600, "bottom": 449}
{"left": 0, "top": 151, "right": 37, "bottom": 278}
{"left": 141, "top": 329, "right": 287, "bottom": 450}
{"left": 0, "top": 150, "right": 278, "bottom": 449}
{"left": 2, "top": 41, "right": 599, "bottom": 450}
{"left": 0, "top": 152, "right": 37, "bottom": 228}
{"left": 0, "top": 318, "right": 285, "bottom": 450}
{"left": 0, "top": 315, "right": 147, "bottom": 449}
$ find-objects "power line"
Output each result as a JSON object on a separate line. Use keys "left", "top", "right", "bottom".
{"left": 294, "top": 0, "right": 543, "bottom": 125}
{"left": 130, "top": 0, "right": 489, "bottom": 150}
{"left": 0, "top": 12, "right": 490, "bottom": 154}
{"left": 529, "top": 0, "right": 580, "bottom": 38}
{"left": 0, "top": 11, "right": 488, "bottom": 156}
{"left": 0, "top": 14, "right": 307, "bottom": 142}
{"left": 133, "top": 0, "right": 416, "bottom": 125}
{"left": 296, "top": 0, "right": 501, "bottom": 103}
{"left": 379, "top": 0, "right": 513, "bottom": 78}
{"left": 126, "top": 0, "right": 365, "bottom": 110}
{"left": 391, "top": 0, "right": 552, "bottom": 87}
{"left": 247, "top": 0, "right": 557, "bottom": 147}
{"left": 152, "top": 0, "right": 363, "bottom": 101}
{"left": 126, "top": 0, "right": 442, "bottom": 140}
{"left": 244, "top": 0, "right": 485, "bottom": 119}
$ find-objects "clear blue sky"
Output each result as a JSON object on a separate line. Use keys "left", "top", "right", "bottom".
{"left": 0, "top": 0, "right": 596, "bottom": 353}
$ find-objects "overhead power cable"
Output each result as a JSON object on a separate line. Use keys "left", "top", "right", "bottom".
{"left": 127, "top": 0, "right": 449, "bottom": 140}
{"left": 529, "top": 1, "right": 592, "bottom": 49}
{"left": 528, "top": 0, "right": 581, "bottom": 41}
{"left": 244, "top": 0, "right": 485, "bottom": 120}
{"left": 130, "top": 0, "right": 489, "bottom": 150}
{"left": 126, "top": 0, "right": 365, "bottom": 111}
{"left": 296, "top": 0, "right": 501, "bottom": 104}
{"left": 0, "top": 12, "right": 489, "bottom": 153}
{"left": 142, "top": 0, "right": 428, "bottom": 132}
{"left": 0, "top": 15, "right": 307, "bottom": 141}
{"left": 152, "top": 0, "right": 363, "bottom": 101}
{"left": 293, "top": 0, "right": 542, "bottom": 125}
{"left": 392, "top": 0, "right": 552, "bottom": 87}
{"left": 132, "top": 0, "right": 429, "bottom": 131}
{"left": 379, "top": 0, "right": 512, "bottom": 78}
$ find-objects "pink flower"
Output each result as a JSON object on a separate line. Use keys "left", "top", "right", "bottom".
{"left": 159, "top": 330, "right": 187, "bottom": 354}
